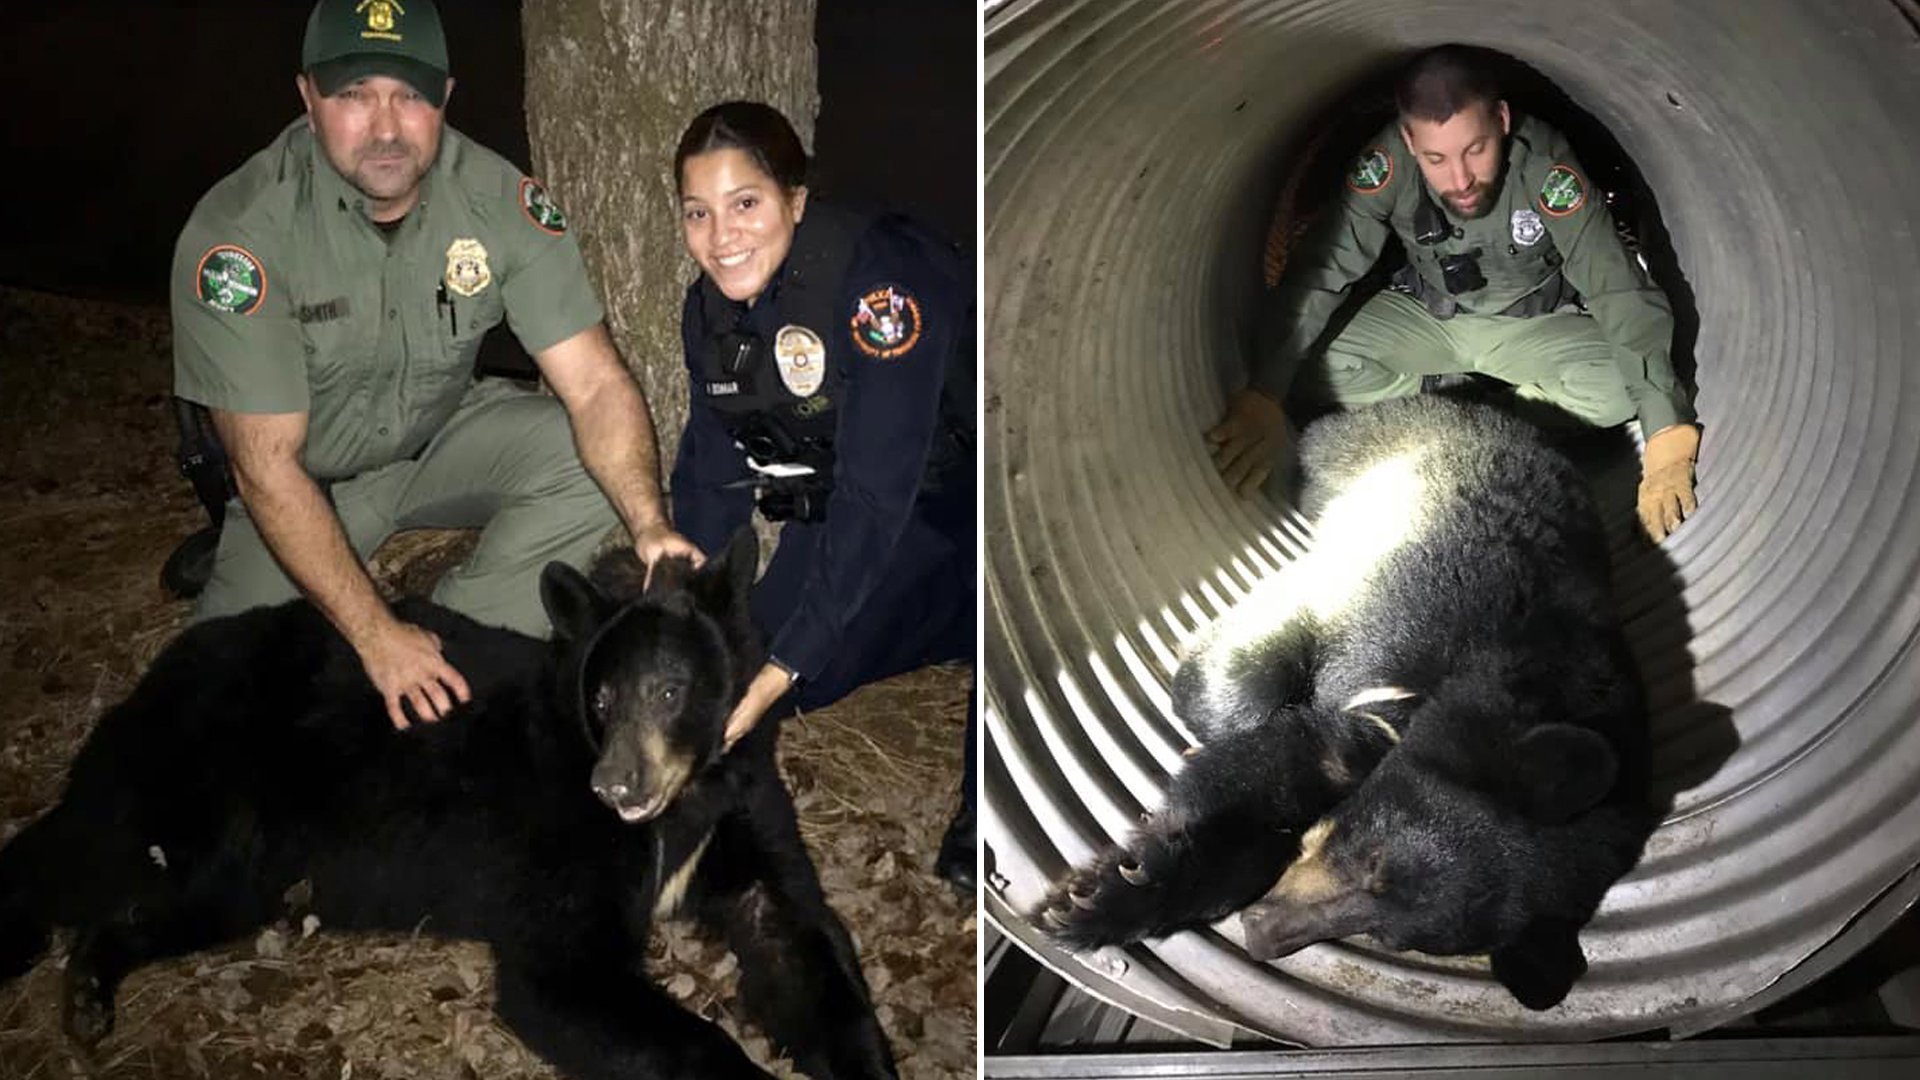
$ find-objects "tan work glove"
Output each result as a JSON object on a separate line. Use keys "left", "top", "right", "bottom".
{"left": 1204, "top": 388, "right": 1289, "bottom": 497}
{"left": 1638, "top": 423, "right": 1700, "bottom": 542}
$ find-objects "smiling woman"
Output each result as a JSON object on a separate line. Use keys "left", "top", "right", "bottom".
{"left": 676, "top": 105, "right": 811, "bottom": 306}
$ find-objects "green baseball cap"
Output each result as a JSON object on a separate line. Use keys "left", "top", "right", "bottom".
{"left": 302, "top": 0, "right": 450, "bottom": 108}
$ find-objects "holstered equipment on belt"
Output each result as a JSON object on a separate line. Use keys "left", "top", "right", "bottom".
{"left": 173, "top": 396, "right": 236, "bottom": 529}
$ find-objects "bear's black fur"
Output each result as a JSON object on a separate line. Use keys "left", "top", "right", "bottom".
{"left": 0, "top": 529, "right": 896, "bottom": 1079}
{"left": 1033, "top": 395, "right": 1655, "bottom": 1010}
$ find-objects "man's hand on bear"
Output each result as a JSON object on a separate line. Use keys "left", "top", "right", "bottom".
{"left": 632, "top": 520, "right": 705, "bottom": 588}
{"left": 1205, "top": 388, "right": 1289, "bottom": 498}
{"left": 354, "top": 618, "right": 473, "bottom": 730}
{"left": 1637, "top": 423, "right": 1700, "bottom": 542}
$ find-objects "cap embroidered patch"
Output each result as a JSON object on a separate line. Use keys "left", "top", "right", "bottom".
{"left": 850, "top": 285, "right": 922, "bottom": 359}
{"left": 519, "top": 178, "right": 567, "bottom": 234}
{"left": 1511, "top": 207, "right": 1546, "bottom": 247}
{"left": 1539, "top": 164, "right": 1587, "bottom": 217}
{"left": 1348, "top": 147, "right": 1393, "bottom": 194}
{"left": 196, "top": 244, "right": 266, "bottom": 315}
{"left": 445, "top": 238, "right": 492, "bottom": 297}
{"left": 774, "top": 324, "right": 827, "bottom": 396}
{"left": 359, "top": 0, "right": 404, "bottom": 42}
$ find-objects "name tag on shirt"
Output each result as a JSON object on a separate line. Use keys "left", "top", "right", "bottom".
{"left": 296, "top": 297, "right": 351, "bottom": 324}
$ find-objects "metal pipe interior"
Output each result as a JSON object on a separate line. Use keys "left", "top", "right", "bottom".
{"left": 984, "top": 0, "right": 1920, "bottom": 1045}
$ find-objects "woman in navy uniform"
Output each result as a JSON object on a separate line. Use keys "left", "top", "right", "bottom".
{"left": 670, "top": 102, "right": 976, "bottom": 890}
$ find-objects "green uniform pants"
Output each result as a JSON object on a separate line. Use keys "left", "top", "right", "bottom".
{"left": 193, "top": 379, "right": 619, "bottom": 636}
{"left": 1302, "top": 290, "right": 1637, "bottom": 427}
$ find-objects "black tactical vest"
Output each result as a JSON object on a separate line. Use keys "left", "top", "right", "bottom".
{"left": 1397, "top": 129, "right": 1574, "bottom": 319}
{"left": 693, "top": 203, "right": 974, "bottom": 521}
{"left": 696, "top": 205, "right": 863, "bottom": 469}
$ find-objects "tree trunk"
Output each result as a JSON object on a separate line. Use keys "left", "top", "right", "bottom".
{"left": 522, "top": 0, "right": 819, "bottom": 473}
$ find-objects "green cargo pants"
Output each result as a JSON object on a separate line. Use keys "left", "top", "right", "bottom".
{"left": 1301, "top": 290, "right": 1637, "bottom": 427}
{"left": 193, "top": 379, "right": 619, "bottom": 636}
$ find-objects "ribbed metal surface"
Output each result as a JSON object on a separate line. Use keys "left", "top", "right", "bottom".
{"left": 983, "top": 0, "right": 1920, "bottom": 1045}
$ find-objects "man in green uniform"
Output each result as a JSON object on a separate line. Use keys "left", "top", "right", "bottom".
{"left": 1207, "top": 45, "right": 1701, "bottom": 542}
{"left": 171, "top": 0, "right": 699, "bottom": 730}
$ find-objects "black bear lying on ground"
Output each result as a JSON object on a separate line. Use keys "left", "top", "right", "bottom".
{"left": 0, "top": 529, "right": 895, "bottom": 1080}
{"left": 1033, "top": 395, "right": 1656, "bottom": 1010}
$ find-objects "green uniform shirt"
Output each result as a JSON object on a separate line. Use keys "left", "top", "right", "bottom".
{"left": 1255, "top": 115, "right": 1692, "bottom": 433}
{"left": 171, "top": 120, "right": 604, "bottom": 481}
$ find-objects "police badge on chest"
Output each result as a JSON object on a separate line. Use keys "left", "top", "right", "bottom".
{"left": 445, "top": 238, "right": 492, "bottom": 297}
{"left": 1511, "top": 207, "right": 1546, "bottom": 248}
{"left": 774, "top": 325, "right": 827, "bottom": 397}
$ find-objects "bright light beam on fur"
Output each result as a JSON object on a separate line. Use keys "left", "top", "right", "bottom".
{"left": 1295, "top": 451, "right": 1431, "bottom": 618}
{"left": 1199, "top": 451, "right": 1430, "bottom": 671}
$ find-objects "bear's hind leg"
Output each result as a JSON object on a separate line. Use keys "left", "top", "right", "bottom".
{"left": 1032, "top": 711, "right": 1363, "bottom": 950}
{"left": 0, "top": 899, "right": 45, "bottom": 985}
{"left": 1172, "top": 590, "right": 1321, "bottom": 744}
{"left": 0, "top": 812, "right": 63, "bottom": 982}
{"left": 60, "top": 879, "right": 278, "bottom": 1047}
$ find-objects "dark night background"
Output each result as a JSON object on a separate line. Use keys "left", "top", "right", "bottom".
{"left": 0, "top": 0, "right": 977, "bottom": 302}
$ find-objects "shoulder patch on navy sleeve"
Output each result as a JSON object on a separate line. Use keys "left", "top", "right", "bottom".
{"left": 518, "top": 177, "right": 568, "bottom": 234}
{"left": 1539, "top": 164, "right": 1588, "bottom": 217}
{"left": 195, "top": 244, "right": 267, "bottom": 315}
{"left": 1347, "top": 146, "right": 1394, "bottom": 194}
{"left": 850, "top": 284, "right": 922, "bottom": 360}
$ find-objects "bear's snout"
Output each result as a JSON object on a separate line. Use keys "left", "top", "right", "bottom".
{"left": 591, "top": 728, "right": 693, "bottom": 824}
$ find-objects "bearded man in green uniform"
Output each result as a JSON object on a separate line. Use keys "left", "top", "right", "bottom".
{"left": 1206, "top": 44, "right": 1701, "bottom": 542}
{"left": 170, "top": 0, "right": 700, "bottom": 730}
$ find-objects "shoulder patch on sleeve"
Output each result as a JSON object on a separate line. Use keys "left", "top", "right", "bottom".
{"left": 195, "top": 244, "right": 267, "bottom": 315}
{"left": 849, "top": 284, "right": 922, "bottom": 360}
{"left": 518, "top": 177, "right": 568, "bottom": 235}
{"left": 1347, "top": 146, "right": 1394, "bottom": 194}
{"left": 1538, "top": 163, "right": 1588, "bottom": 217}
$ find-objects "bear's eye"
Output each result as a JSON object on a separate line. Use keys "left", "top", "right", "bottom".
{"left": 592, "top": 685, "right": 614, "bottom": 717}
{"left": 659, "top": 686, "right": 679, "bottom": 704}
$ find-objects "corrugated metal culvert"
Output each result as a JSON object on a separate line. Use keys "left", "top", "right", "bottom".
{"left": 982, "top": 0, "right": 1920, "bottom": 1046}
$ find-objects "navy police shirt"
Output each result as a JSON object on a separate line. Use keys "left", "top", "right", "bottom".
{"left": 671, "top": 213, "right": 967, "bottom": 683}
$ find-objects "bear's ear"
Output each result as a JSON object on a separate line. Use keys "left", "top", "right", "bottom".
{"left": 1513, "top": 724, "right": 1618, "bottom": 823}
{"left": 1490, "top": 919, "right": 1589, "bottom": 1011}
{"left": 693, "top": 526, "right": 759, "bottom": 615}
{"left": 541, "top": 562, "right": 611, "bottom": 642}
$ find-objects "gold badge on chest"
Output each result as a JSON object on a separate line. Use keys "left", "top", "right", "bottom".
{"left": 773, "top": 324, "right": 827, "bottom": 397}
{"left": 444, "top": 238, "right": 492, "bottom": 297}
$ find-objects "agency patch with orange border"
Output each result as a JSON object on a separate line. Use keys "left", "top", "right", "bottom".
{"left": 519, "top": 177, "right": 568, "bottom": 234}
{"left": 196, "top": 244, "right": 267, "bottom": 315}
{"left": 1347, "top": 146, "right": 1393, "bottom": 194}
{"left": 850, "top": 284, "right": 922, "bottom": 359}
{"left": 1539, "top": 164, "right": 1588, "bottom": 217}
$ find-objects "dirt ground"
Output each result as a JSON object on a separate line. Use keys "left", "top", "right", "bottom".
{"left": 0, "top": 286, "right": 977, "bottom": 1079}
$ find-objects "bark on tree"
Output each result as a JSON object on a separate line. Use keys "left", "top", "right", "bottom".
{"left": 522, "top": 0, "right": 819, "bottom": 478}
